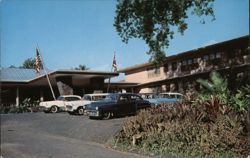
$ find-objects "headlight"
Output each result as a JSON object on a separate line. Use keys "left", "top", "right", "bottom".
{"left": 95, "top": 106, "right": 99, "bottom": 110}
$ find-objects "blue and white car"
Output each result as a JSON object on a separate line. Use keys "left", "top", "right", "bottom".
{"left": 139, "top": 92, "right": 183, "bottom": 106}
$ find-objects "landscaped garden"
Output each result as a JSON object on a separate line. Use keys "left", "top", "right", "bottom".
{"left": 111, "top": 71, "right": 250, "bottom": 158}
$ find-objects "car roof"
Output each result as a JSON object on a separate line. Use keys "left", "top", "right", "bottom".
{"left": 84, "top": 93, "right": 110, "bottom": 97}
{"left": 59, "top": 95, "right": 81, "bottom": 98}
{"left": 113, "top": 93, "right": 141, "bottom": 96}
{"left": 159, "top": 92, "right": 183, "bottom": 96}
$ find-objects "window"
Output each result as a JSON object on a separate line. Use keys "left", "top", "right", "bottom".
{"left": 65, "top": 97, "right": 80, "bottom": 101}
{"left": 119, "top": 95, "right": 129, "bottom": 101}
{"left": 210, "top": 54, "right": 215, "bottom": 60}
{"left": 83, "top": 95, "right": 91, "bottom": 101}
{"left": 172, "top": 62, "right": 177, "bottom": 71}
{"left": 130, "top": 95, "right": 142, "bottom": 101}
{"left": 57, "top": 96, "right": 64, "bottom": 101}
{"left": 163, "top": 64, "right": 168, "bottom": 72}
{"left": 193, "top": 58, "right": 198, "bottom": 63}
{"left": 182, "top": 60, "right": 187, "bottom": 66}
{"left": 216, "top": 52, "right": 221, "bottom": 58}
{"left": 147, "top": 67, "right": 160, "bottom": 78}
{"left": 203, "top": 55, "right": 209, "bottom": 61}
{"left": 188, "top": 59, "right": 193, "bottom": 65}
{"left": 92, "top": 96, "right": 106, "bottom": 101}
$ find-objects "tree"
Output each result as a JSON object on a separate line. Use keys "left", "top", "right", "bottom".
{"left": 74, "top": 64, "right": 88, "bottom": 70}
{"left": 114, "top": 0, "right": 215, "bottom": 64}
{"left": 20, "top": 58, "right": 36, "bottom": 69}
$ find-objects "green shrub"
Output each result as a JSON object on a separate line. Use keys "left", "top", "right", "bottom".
{"left": 232, "top": 85, "right": 250, "bottom": 112}
{"left": 113, "top": 103, "right": 249, "bottom": 157}
{"left": 113, "top": 71, "right": 249, "bottom": 157}
{"left": 0, "top": 98, "right": 41, "bottom": 114}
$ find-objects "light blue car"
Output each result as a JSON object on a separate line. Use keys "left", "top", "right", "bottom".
{"left": 139, "top": 92, "right": 183, "bottom": 106}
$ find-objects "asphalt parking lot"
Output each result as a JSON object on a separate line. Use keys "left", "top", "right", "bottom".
{"left": 1, "top": 113, "right": 145, "bottom": 158}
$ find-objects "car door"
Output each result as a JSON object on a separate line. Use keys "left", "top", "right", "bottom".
{"left": 129, "top": 94, "right": 141, "bottom": 113}
{"left": 117, "top": 94, "right": 131, "bottom": 115}
{"left": 72, "top": 97, "right": 85, "bottom": 107}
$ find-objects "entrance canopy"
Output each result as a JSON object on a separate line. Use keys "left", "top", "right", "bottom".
{"left": 1, "top": 68, "right": 119, "bottom": 87}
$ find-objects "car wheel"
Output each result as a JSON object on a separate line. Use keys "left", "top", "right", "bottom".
{"left": 68, "top": 111, "right": 74, "bottom": 115}
{"left": 77, "top": 107, "right": 84, "bottom": 115}
{"left": 43, "top": 110, "right": 49, "bottom": 113}
{"left": 102, "top": 112, "right": 112, "bottom": 120}
{"left": 50, "top": 105, "right": 58, "bottom": 113}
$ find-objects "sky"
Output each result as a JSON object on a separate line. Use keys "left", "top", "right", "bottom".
{"left": 1, "top": 0, "right": 249, "bottom": 73}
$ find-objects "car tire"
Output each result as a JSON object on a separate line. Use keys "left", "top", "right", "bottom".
{"left": 77, "top": 107, "right": 84, "bottom": 115}
{"left": 44, "top": 110, "right": 49, "bottom": 113}
{"left": 68, "top": 111, "right": 74, "bottom": 115}
{"left": 50, "top": 105, "right": 58, "bottom": 113}
{"left": 102, "top": 112, "right": 112, "bottom": 120}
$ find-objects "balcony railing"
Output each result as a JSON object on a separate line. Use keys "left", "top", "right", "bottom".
{"left": 164, "top": 54, "right": 249, "bottom": 79}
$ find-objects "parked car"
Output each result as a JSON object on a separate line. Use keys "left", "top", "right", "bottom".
{"left": 39, "top": 95, "right": 85, "bottom": 113}
{"left": 159, "top": 92, "right": 183, "bottom": 100}
{"left": 82, "top": 93, "right": 109, "bottom": 101}
{"left": 159, "top": 92, "right": 183, "bottom": 103}
{"left": 85, "top": 93, "right": 151, "bottom": 119}
{"left": 139, "top": 92, "right": 183, "bottom": 106}
{"left": 66, "top": 93, "right": 109, "bottom": 115}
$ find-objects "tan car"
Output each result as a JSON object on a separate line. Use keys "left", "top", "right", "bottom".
{"left": 65, "top": 93, "right": 110, "bottom": 115}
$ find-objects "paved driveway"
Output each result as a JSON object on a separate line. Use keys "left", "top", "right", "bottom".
{"left": 1, "top": 113, "right": 145, "bottom": 158}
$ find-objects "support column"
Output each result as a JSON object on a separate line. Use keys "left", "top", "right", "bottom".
{"left": 16, "top": 87, "right": 19, "bottom": 107}
{"left": 131, "top": 87, "right": 134, "bottom": 93}
{"left": 40, "top": 89, "right": 44, "bottom": 101}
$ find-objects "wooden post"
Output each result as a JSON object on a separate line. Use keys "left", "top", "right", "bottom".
{"left": 40, "top": 89, "right": 44, "bottom": 102}
{"left": 16, "top": 87, "right": 19, "bottom": 107}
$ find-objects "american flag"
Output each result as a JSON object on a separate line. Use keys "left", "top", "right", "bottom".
{"left": 35, "top": 48, "right": 43, "bottom": 73}
{"left": 112, "top": 52, "right": 117, "bottom": 72}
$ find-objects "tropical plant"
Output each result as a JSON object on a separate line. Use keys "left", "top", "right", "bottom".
{"left": 19, "top": 58, "right": 36, "bottom": 69}
{"left": 73, "top": 64, "right": 89, "bottom": 70}
{"left": 232, "top": 85, "right": 250, "bottom": 112}
{"left": 113, "top": 103, "right": 249, "bottom": 157}
{"left": 197, "top": 71, "right": 228, "bottom": 94}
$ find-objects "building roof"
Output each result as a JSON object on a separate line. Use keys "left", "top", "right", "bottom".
{"left": 119, "top": 35, "right": 249, "bottom": 73}
{"left": 0, "top": 68, "right": 51, "bottom": 82}
{"left": 1, "top": 68, "right": 119, "bottom": 85}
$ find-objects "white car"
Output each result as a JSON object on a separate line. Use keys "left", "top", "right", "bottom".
{"left": 66, "top": 93, "right": 109, "bottom": 115}
{"left": 39, "top": 95, "right": 86, "bottom": 114}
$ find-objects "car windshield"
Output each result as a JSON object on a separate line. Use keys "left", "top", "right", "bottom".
{"left": 104, "top": 94, "right": 118, "bottom": 101}
{"left": 83, "top": 95, "right": 91, "bottom": 101}
{"left": 92, "top": 95, "right": 107, "bottom": 101}
{"left": 140, "top": 94, "right": 158, "bottom": 99}
{"left": 159, "top": 93, "right": 182, "bottom": 99}
{"left": 57, "top": 96, "right": 64, "bottom": 101}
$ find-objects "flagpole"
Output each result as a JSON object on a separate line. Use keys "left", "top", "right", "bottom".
{"left": 107, "top": 52, "right": 116, "bottom": 93}
{"left": 107, "top": 68, "right": 112, "bottom": 93}
{"left": 37, "top": 45, "right": 56, "bottom": 100}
